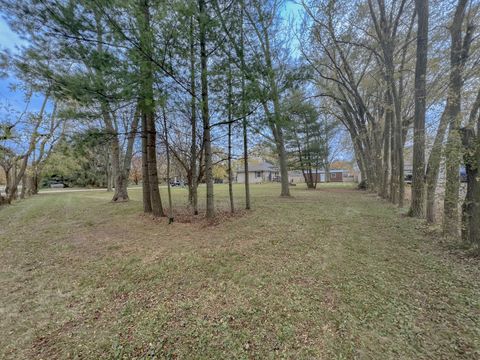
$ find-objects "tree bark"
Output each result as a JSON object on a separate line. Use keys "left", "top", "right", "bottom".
{"left": 141, "top": 113, "right": 152, "bottom": 213}
{"left": 101, "top": 106, "right": 130, "bottom": 202}
{"left": 198, "top": 0, "right": 215, "bottom": 218}
{"left": 443, "top": 0, "right": 470, "bottom": 236}
{"left": 138, "top": 0, "right": 164, "bottom": 217}
{"left": 189, "top": 15, "right": 199, "bottom": 215}
{"left": 227, "top": 60, "right": 234, "bottom": 214}
{"left": 381, "top": 97, "right": 391, "bottom": 198}
{"left": 240, "top": 0, "right": 251, "bottom": 209}
{"left": 162, "top": 107, "right": 174, "bottom": 224}
{"left": 460, "top": 127, "right": 480, "bottom": 246}
{"left": 410, "top": 0, "right": 429, "bottom": 218}
{"left": 20, "top": 173, "right": 26, "bottom": 199}
{"left": 146, "top": 110, "right": 164, "bottom": 217}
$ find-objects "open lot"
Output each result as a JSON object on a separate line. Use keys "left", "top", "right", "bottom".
{"left": 0, "top": 183, "right": 479, "bottom": 359}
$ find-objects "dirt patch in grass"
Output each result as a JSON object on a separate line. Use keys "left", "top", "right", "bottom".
{"left": 142, "top": 207, "right": 248, "bottom": 226}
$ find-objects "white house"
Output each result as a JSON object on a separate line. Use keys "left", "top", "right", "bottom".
{"left": 235, "top": 162, "right": 279, "bottom": 183}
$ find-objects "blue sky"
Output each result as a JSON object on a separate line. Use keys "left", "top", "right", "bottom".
{"left": 0, "top": 17, "right": 26, "bottom": 112}
{"left": 1, "top": 16, "right": 51, "bottom": 116}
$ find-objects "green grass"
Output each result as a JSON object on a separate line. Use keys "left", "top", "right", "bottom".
{"left": 0, "top": 183, "right": 479, "bottom": 359}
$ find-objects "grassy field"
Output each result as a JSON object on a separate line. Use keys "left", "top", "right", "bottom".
{"left": 0, "top": 183, "right": 479, "bottom": 359}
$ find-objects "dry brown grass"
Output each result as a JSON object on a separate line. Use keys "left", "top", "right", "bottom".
{"left": 0, "top": 183, "right": 479, "bottom": 359}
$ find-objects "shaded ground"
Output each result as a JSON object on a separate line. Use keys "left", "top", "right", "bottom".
{"left": 0, "top": 183, "right": 479, "bottom": 359}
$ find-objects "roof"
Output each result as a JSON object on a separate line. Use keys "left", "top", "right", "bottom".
{"left": 237, "top": 161, "right": 278, "bottom": 173}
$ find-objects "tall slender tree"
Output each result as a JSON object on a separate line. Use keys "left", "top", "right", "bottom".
{"left": 198, "top": 0, "right": 215, "bottom": 218}
{"left": 410, "top": 0, "right": 429, "bottom": 218}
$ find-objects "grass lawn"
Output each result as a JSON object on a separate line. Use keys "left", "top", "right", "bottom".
{"left": 0, "top": 183, "right": 479, "bottom": 359}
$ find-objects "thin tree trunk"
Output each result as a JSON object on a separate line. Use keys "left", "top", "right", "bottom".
{"left": 189, "top": 15, "right": 199, "bottom": 215}
{"left": 381, "top": 101, "right": 391, "bottom": 198}
{"left": 106, "top": 152, "right": 112, "bottom": 192}
{"left": 121, "top": 106, "right": 140, "bottom": 195}
{"left": 198, "top": 0, "right": 215, "bottom": 218}
{"left": 264, "top": 32, "right": 290, "bottom": 197}
{"left": 30, "top": 173, "right": 38, "bottom": 196}
{"left": 410, "top": 0, "right": 429, "bottom": 218}
{"left": 443, "top": 0, "right": 469, "bottom": 236}
{"left": 324, "top": 162, "right": 330, "bottom": 183}
{"left": 227, "top": 60, "right": 234, "bottom": 214}
{"left": 228, "top": 121, "right": 234, "bottom": 213}
{"left": 101, "top": 106, "right": 129, "bottom": 202}
{"left": 425, "top": 110, "right": 449, "bottom": 222}
{"left": 141, "top": 113, "right": 152, "bottom": 213}
{"left": 460, "top": 127, "right": 480, "bottom": 246}
{"left": 20, "top": 173, "right": 26, "bottom": 199}
{"left": 163, "top": 107, "right": 174, "bottom": 224}
{"left": 240, "top": 0, "right": 251, "bottom": 210}
{"left": 4, "top": 168, "right": 11, "bottom": 204}
{"left": 6, "top": 93, "right": 48, "bottom": 203}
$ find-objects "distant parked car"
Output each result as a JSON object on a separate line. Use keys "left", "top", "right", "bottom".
{"left": 49, "top": 181, "right": 65, "bottom": 189}
{"left": 460, "top": 169, "right": 468, "bottom": 183}
{"left": 169, "top": 180, "right": 182, "bottom": 187}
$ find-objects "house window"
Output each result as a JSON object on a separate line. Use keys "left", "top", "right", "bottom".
{"left": 331, "top": 173, "right": 336, "bottom": 179}
{"left": 255, "top": 171, "right": 262, "bottom": 178}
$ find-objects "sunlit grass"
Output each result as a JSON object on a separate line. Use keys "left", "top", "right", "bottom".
{"left": 0, "top": 183, "right": 479, "bottom": 359}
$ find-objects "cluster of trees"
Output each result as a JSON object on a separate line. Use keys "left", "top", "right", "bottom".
{"left": 284, "top": 90, "right": 343, "bottom": 189}
{"left": 300, "top": 0, "right": 480, "bottom": 246}
{"left": 0, "top": 91, "right": 64, "bottom": 204}
{"left": 0, "top": 0, "right": 302, "bottom": 218}
{"left": 0, "top": 0, "right": 479, "bottom": 247}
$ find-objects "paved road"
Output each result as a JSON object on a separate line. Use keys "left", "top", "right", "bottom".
{"left": 0, "top": 186, "right": 143, "bottom": 196}
{"left": 37, "top": 185, "right": 184, "bottom": 195}
{"left": 38, "top": 186, "right": 145, "bottom": 194}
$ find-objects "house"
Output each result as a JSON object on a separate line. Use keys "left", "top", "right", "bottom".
{"left": 236, "top": 161, "right": 279, "bottom": 184}
{"left": 304, "top": 169, "right": 349, "bottom": 183}
{"left": 288, "top": 170, "right": 304, "bottom": 183}
{"left": 236, "top": 161, "right": 353, "bottom": 184}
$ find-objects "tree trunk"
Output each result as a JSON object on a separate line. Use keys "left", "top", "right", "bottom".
{"left": 20, "top": 173, "right": 26, "bottom": 199}
{"left": 227, "top": 61, "right": 234, "bottom": 214}
{"left": 6, "top": 93, "right": 48, "bottom": 203}
{"left": 163, "top": 107, "right": 174, "bottom": 224}
{"left": 410, "top": 0, "right": 429, "bottom": 218}
{"left": 31, "top": 171, "right": 39, "bottom": 195}
{"left": 101, "top": 106, "right": 129, "bottom": 202}
{"left": 106, "top": 152, "right": 112, "bottom": 192}
{"left": 189, "top": 15, "right": 199, "bottom": 215}
{"left": 146, "top": 110, "right": 164, "bottom": 217}
{"left": 141, "top": 113, "right": 152, "bottom": 213}
{"left": 240, "top": 1, "right": 251, "bottom": 210}
{"left": 228, "top": 120, "right": 234, "bottom": 213}
{"left": 4, "top": 168, "right": 11, "bottom": 203}
{"left": 381, "top": 102, "right": 391, "bottom": 198}
{"left": 264, "top": 32, "right": 290, "bottom": 197}
{"left": 242, "top": 116, "right": 251, "bottom": 208}
{"left": 138, "top": 0, "right": 164, "bottom": 217}
{"left": 120, "top": 106, "right": 140, "bottom": 198}
{"left": 460, "top": 127, "right": 480, "bottom": 246}
{"left": 443, "top": 0, "right": 469, "bottom": 237}
{"left": 426, "top": 111, "right": 449, "bottom": 222}
{"left": 198, "top": 0, "right": 215, "bottom": 218}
